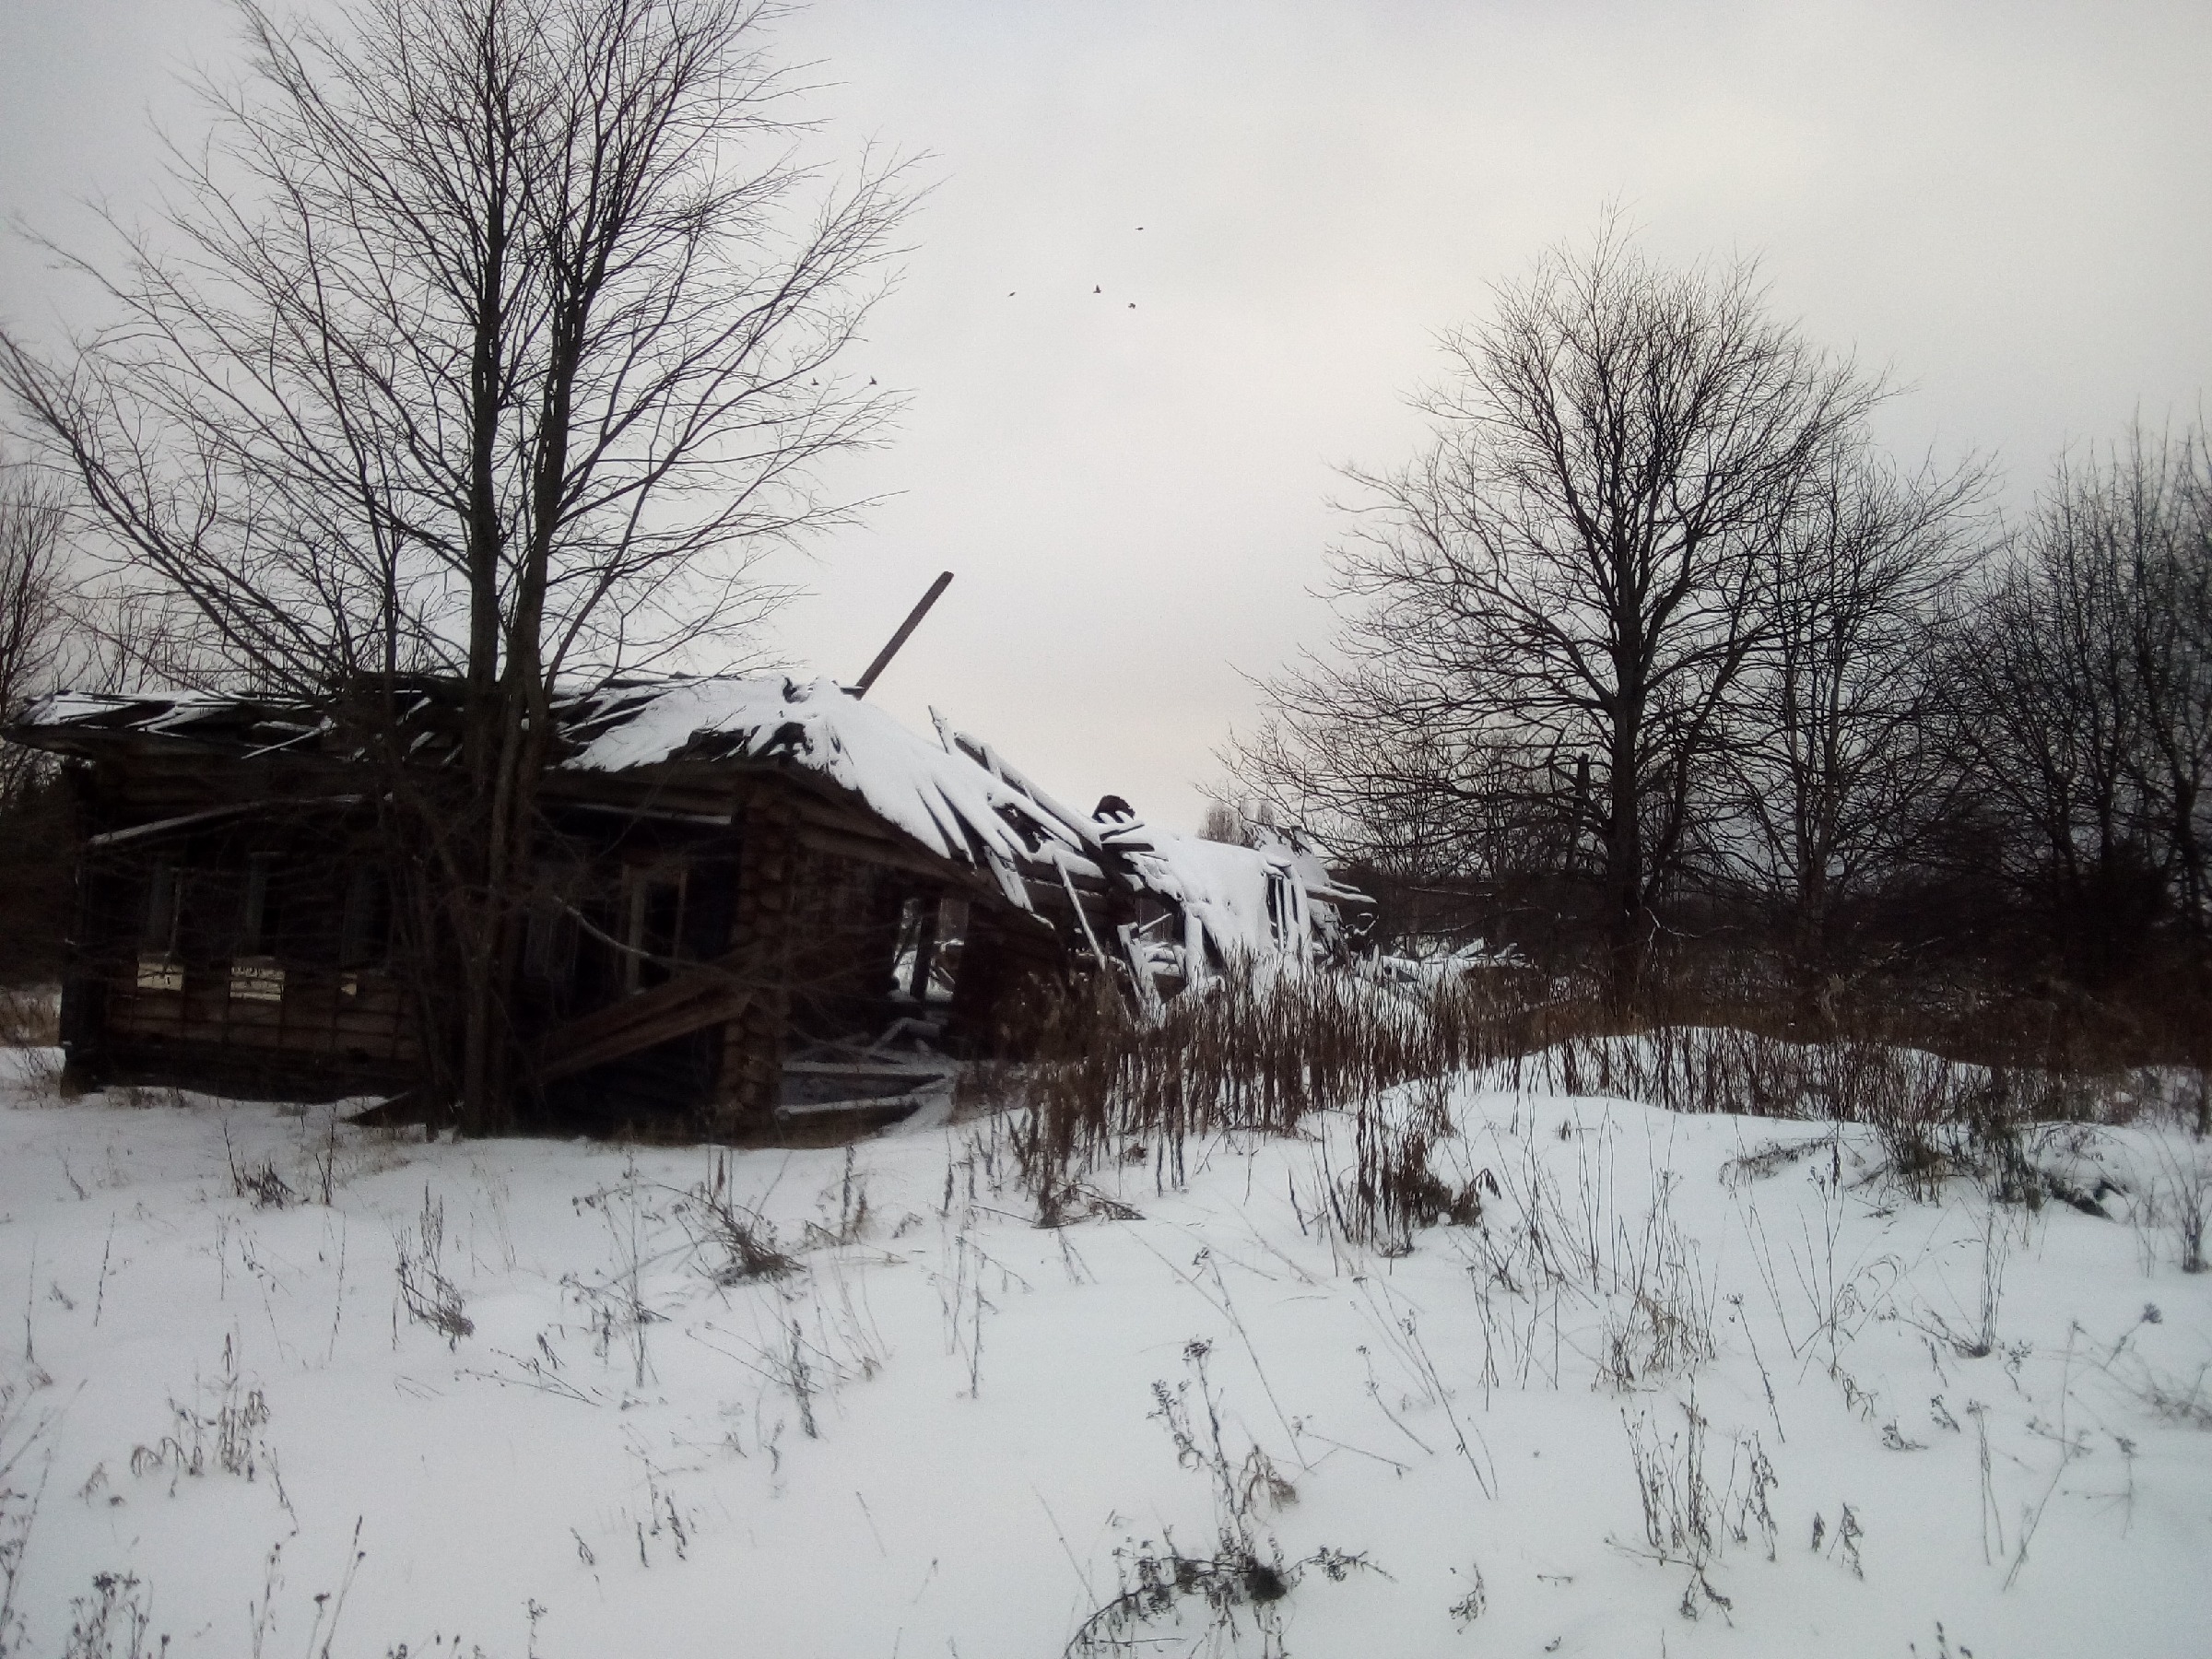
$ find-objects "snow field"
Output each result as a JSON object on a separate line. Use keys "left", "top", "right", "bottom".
{"left": 0, "top": 1048, "right": 2206, "bottom": 1657}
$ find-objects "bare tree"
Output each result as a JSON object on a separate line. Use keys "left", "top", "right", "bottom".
{"left": 1232, "top": 228, "right": 1880, "bottom": 1002}
{"left": 0, "top": 459, "right": 87, "bottom": 982}
{"left": 1712, "top": 450, "right": 1984, "bottom": 984}
{"left": 1197, "top": 799, "right": 1260, "bottom": 848}
{"left": 0, "top": 0, "right": 911, "bottom": 1129}
{"left": 0, "top": 460, "right": 75, "bottom": 813}
{"left": 2121, "top": 427, "right": 2212, "bottom": 940}
{"left": 1951, "top": 426, "right": 2212, "bottom": 981}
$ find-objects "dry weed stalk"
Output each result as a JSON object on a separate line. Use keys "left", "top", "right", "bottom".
{"left": 1616, "top": 1392, "right": 1779, "bottom": 1618}
{"left": 679, "top": 1153, "right": 796, "bottom": 1284}
{"left": 1327, "top": 1088, "right": 1488, "bottom": 1256}
{"left": 0, "top": 1376, "right": 55, "bottom": 1655}
{"left": 60, "top": 1571, "right": 157, "bottom": 1659}
{"left": 395, "top": 1188, "right": 472, "bottom": 1347}
{"left": 1068, "top": 1340, "right": 1371, "bottom": 1659}
{"left": 222, "top": 1123, "right": 298, "bottom": 1212}
{"left": 128, "top": 1334, "right": 278, "bottom": 1494}
{"left": 2147, "top": 1139, "right": 2212, "bottom": 1273}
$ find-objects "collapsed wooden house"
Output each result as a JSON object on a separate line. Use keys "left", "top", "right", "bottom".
{"left": 11, "top": 674, "right": 1367, "bottom": 1135}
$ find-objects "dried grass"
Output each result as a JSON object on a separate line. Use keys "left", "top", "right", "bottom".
{"left": 971, "top": 959, "right": 2183, "bottom": 1224}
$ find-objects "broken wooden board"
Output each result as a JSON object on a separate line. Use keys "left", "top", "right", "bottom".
{"left": 538, "top": 966, "right": 755, "bottom": 1084}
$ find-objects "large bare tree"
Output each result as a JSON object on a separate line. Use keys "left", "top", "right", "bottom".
{"left": 0, "top": 0, "right": 911, "bottom": 1129}
{"left": 1951, "top": 427, "right": 2212, "bottom": 981}
{"left": 1233, "top": 229, "right": 1880, "bottom": 1001}
{"left": 1712, "top": 451, "right": 1984, "bottom": 982}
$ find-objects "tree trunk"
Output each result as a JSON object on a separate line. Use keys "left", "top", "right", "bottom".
{"left": 1604, "top": 731, "right": 1644, "bottom": 1011}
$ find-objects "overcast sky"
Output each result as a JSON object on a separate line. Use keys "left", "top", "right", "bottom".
{"left": 4, "top": 0, "right": 2208, "bottom": 830}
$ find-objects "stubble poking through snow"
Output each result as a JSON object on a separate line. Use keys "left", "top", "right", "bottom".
{"left": 0, "top": 1046, "right": 2205, "bottom": 1656}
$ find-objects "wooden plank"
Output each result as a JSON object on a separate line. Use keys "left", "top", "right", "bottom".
{"left": 538, "top": 960, "right": 754, "bottom": 1083}
{"left": 537, "top": 770, "right": 740, "bottom": 820}
{"left": 110, "top": 996, "right": 186, "bottom": 1024}
{"left": 783, "top": 789, "right": 922, "bottom": 839}
{"left": 795, "top": 822, "right": 980, "bottom": 886}
{"left": 328, "top": 1011, "right": 407, "bottom": 1040}
{"left": 111, "top": 1009, "right": 186, "bottom": 1038}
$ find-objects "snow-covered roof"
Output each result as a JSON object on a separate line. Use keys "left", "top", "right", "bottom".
{"left": 26, "top": 688, "right": 246, "bottom": 731}
{"left": 15, "top": 688, "right": 324, "bottom": 756}
{"left": 1105, "top": 819, "right": 1370, "bottom": 963}
{"left": 559, "top": 675, "right": 1108, "bottom": 904}
{"left": 14, "top": 673, "right": 1370, "bottom": 963}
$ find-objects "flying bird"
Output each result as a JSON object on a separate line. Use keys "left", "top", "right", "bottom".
{"left": 1127, "top": 302, "right": 1135, "bottom": 309}
{"left": 1093, "top": 286, "right": 1101, "bottom": 294}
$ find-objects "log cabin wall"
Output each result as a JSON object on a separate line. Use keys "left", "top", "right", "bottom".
{"left": 945, "top": 901, "right": 1067, "bottom": 1055}
{"left": 713, "top": 791, "right": 800, "bottom": 1135}
{"left": 21, "top": 695, "right": 1100, "bottom": 1126}
{"left": 65, "top": 777, "right": 418, "bottom": 1098}
{"left": 784, "top": 846, "right": 907, "bottom": 1041}
{"left": 532, "top": 788, "right": 991, "bottom": 1135}
{"left": 527, "top": 804, "right": 743, "bottom": 1132}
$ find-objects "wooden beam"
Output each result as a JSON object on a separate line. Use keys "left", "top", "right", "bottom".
{"left": 850, "top": 571, "right": 953, "bottom": 699}
{"left": 795, "top": 821, "right": 987, "bottom": 888}
{"left": 538, "top": 965, "right": 755, "bottom": 1083}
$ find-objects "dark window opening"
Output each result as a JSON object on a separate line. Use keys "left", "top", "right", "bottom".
{"left": 524, "top": 903, "right": 572, "bottom": 982}
{"left": 241, "top": 856, "right": 277, "bottom": 955}
{"left": 624, "top": 868, "right": 687, "bottom": 994}
{"left": 339, "top": 867, "right": 390, "bottom": 969}
{"left": 1265, "top": 872, "right": 1293, "bottom": 948}
{"left": 177, "top": 870, "right": 246, "bottom": 962}
{"left": 891, "top": 892, "right": 965, "bottom": 1003}
{"left": 928, "top": 897, "right": 968, "bottom": 1001}
{"left": 142, "top": 865, "right": 182, "bottom": 954}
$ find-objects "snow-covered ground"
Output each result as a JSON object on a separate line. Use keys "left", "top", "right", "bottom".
{"left": 0, "top": 1044, "right": 2206, "bottom": 1657}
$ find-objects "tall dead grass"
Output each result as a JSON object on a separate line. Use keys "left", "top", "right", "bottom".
{"left": 963, "top": 966, "right": 1558, "bottom": 1211}
{"left": 967, "top": 960, "right": 2194, "bottom": 1218}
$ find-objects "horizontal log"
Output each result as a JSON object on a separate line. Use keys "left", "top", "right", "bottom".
{"left": 328, "top": 1013, "right": 409, "bottom": 1040}
{"left": 539, "top": 771, "right": 739, "bottom": 820}
{"left": 794, "top": 823, "right": 978, "bottom": 886}
{"left": 783, "top": 789, "right": 921, "bottom": 841}
{"left": 111, "top": 1011, "right": 186, "bottom": 1037}
{"left": 110, "top": 1003, "right": 185, "bottom": 1024}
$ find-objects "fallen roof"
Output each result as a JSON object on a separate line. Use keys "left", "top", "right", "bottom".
{"left": 559, "top": 677, "right": 1371, "bottom": 950}
{"left": 13, "top": 674, "right": 1368, "bottom": 952}
{"left": 560, "top": 675, "right": 1106, "bottom": 905}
